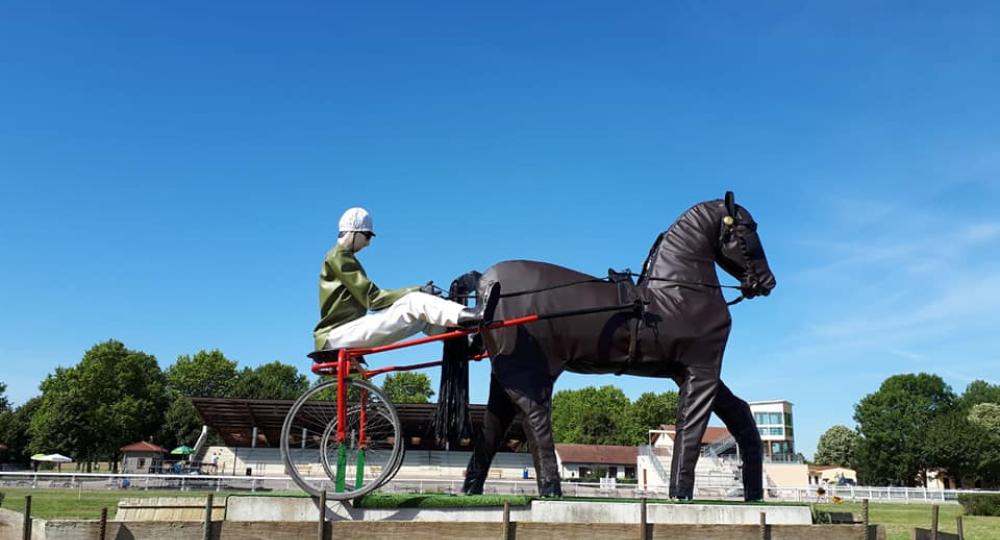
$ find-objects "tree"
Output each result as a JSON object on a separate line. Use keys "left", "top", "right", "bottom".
{"left": 0, "top": 381, "right": 9, "bottom": 413}
{"left": 926, "top": 410, "right": 996, "bottom": 488}
{"left": 814, "top": 425, "right": 859, "bottom": 468}
{"left": 958, "top": 380, "right": 1000, "bottom": 409}
{"left": 229, "top": 361, "right": 309, "bottom": 400}
{"left": 166, "top": 350, "right": 238, "bottom": 398}
{"left": 968, "top": 403, "right": 1000, "bottom": 434}
{"left": 853, "top": 373, "right": 955, "bottom": 486}
{"left": 630, "top": 391, "right": 679, "bottom": 442}
{"left": 381, "top": 372, "right": 434, "bottom": 404}
{"left": 0, "top": 397, "right": 41, "bottom": 465}
{"left": 29, "top": 340, "right": 170, "bottom": 470}
{"left": 157, "top": 396, "right": 208, "bottom": 450}
{"left": 552, "top": 386, "right": 637, "bottom": 445}
{"left": 156, "top": 350, "right": 238, "bottom": 451}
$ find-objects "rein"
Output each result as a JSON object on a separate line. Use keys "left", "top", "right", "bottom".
{"left": 491, "top": 272, "right": 746, "bottom": 306}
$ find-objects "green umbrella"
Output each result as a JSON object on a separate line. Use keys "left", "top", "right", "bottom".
{"left": 30, "top": 453, "right": 48, "bottom": 461}
{"left": 170, "top": 445, "right": 194, "bottom": 455}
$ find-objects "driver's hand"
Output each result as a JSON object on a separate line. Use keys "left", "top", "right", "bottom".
{"left": 420, "top": 281, "right": 443, "bottom": 296}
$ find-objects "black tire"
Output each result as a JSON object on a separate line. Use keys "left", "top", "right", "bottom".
{"left": 280, "top": 378, "right": 403, "bottom": 499}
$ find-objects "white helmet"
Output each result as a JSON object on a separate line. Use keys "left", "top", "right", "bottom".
{"left": 338, "top": 207, "right": 375, "bottom": 237}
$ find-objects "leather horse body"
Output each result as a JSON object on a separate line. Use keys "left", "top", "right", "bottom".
{"left": 463, "top": 197, "right": 775, "bottom": 500}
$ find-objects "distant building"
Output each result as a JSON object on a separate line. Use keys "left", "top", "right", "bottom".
{"left": 750, "top": 400, "right": 796, "bottom": 461}
{"left": 120, "top": 441, "right": 167, "bottom": 474}
{"left": 555, "top": 444, "right": 638, "bottom": 480}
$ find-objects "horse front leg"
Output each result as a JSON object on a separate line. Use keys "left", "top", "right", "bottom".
{"left": 670, "top": 364, "right": 721, "bottom": 499}
{"left": 463, "top": 373, "right": 517, "bottom": 495}
{"left": 713, "top": 381, "right": 764, "bottom": 501}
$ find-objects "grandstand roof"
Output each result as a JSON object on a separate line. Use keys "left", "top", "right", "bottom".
{"left": 555, "top": 444, "right": 637, "bottom": 465}
{"left": 190, "top": 397, "right": 526, "bottom": 451}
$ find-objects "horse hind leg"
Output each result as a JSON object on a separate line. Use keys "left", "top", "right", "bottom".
{"left": 506, "top": 383, "right": 561, "bottom": 497}
{"left": 463, "top": 373, "right": 518, "bottom": 495}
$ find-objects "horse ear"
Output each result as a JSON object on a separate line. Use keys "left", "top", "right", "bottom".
{"left": 724, "top": 191, "right": 736, "bottom": 216}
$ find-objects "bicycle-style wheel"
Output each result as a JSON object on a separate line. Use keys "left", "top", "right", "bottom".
{"left": 280, "top": 378, "right": 403, "bottom": 499}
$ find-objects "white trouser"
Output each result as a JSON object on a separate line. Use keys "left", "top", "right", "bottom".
{"left": 323, "top": 292, "right": 467, "bottom": 350}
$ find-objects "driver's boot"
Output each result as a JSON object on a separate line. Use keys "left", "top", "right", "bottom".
{"left": 457, "top": 281, "right": 501, "bottom": 327}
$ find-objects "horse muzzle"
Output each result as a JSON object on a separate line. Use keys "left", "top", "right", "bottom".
{"left": 742, "top": 273, "right": 776, "bottom": 299}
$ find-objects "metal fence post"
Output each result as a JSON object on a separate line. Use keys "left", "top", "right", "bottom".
{"left": 22, "top": 495, "right": 32, "bottom": 540}
{"left": 502, "top": 501, "right": 511, "bottom": 540}
{"left": 99, "top": 507, "right": 108, "bottom": 540}
{"left": 639, "top": 498, "right": 647, "bottom": 540}
{"left": 931, "top": 504, "right": 939, "bottom": 540}
{"left": 318, "top": 490, "right": 327, "bottom": 540}
{"left": 862, "top": 498, "right": 870, "bottom": 540}
{"left": 759, "top": 511, "right": 767, "bottom": 540}
{"left": 203, "top": 493, "right": 214, "bottom": 540}
{"left": 956, "top": 515, "right": 964, "bottom": 540}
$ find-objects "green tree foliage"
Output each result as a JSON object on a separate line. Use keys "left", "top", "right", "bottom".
{"left": 0, "top": 397, "right": 42, "bottom": 464}
{"left": 165, "top": 350, "right": 238, "bottom": 398}
{"left": 29, "top": 340, "right": 170, "bottom": 466}
{"left": 854, "top": 373, "right": 955, "bottom": 486}
{"left": 0, "top": 381, "right": 9, "bottom": 413}
{"left": 552, "top": 386, "right": 638, "bottom": 445}
{"left": 630, "top": 391, "right": 679, "bottom": 440}
{"left": 814, "top": 425, "right": 859, "bottom": 468}
{"left": 926, "top": 409, "right": 996, "bottom": 488}
{"left": 381, "top": 372, "right": 434, "bottom": 404}
{"left": 968, "top": 403, "right": 1000, "bottom": 434}
{"left": 156, "top": 350, "right": 239, "bottom": 450}
{"left": 959, "top": 380, "right": 1000, "bottom": 409}
{"left": 157, "top": 396, "right": 208, "bottom": 450}
{"left": 230, "top": 361, "right": 309, "bottom": 400}
{"left": 921, "top": 382, "right": 1000, "bottom": 488}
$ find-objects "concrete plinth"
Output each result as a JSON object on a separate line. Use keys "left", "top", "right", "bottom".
{"left": 225, "top": 496, "right": 812, "bottom": 525}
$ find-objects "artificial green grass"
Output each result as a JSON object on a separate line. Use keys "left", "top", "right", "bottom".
{"left": 813, "top": 501, "right": 1000, "bottom": 540}
{"left": 355, "top": 493, "right": 532, "bottom": 508}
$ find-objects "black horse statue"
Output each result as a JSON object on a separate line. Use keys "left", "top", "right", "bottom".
{"left": 453, "top": 192, "right": 776, "bottom": 500}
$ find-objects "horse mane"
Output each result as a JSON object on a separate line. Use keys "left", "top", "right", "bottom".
{"left": 637, "top": 200, "right": 722, "bottom": 285}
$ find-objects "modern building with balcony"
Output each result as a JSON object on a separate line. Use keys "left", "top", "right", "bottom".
{"left": 750, "top": 400, "right": 796, "bottom": 462}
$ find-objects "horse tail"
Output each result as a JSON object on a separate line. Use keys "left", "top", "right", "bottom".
{"left": 433, "top": 270, "right": 482, "bottom": 448}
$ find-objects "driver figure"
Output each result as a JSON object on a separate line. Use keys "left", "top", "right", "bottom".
{"left": 314, "top": 208, "right": 499, "bottom": 356}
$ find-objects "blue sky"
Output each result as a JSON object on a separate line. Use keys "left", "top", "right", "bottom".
{"left": 1, "top": 1, "right": 998, "bottom": 458}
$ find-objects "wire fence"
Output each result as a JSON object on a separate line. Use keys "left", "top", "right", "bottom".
{"left": 1, "top": 471, "right": 996, "bottom": 504}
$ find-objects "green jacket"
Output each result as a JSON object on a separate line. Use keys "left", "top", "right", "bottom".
{"left": 313, "top": 245, "right": 418, "bottom": 349}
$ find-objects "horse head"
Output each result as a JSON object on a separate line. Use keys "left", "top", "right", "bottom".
{"left": 715, "top": 191, "right": 777, "bottom": 299}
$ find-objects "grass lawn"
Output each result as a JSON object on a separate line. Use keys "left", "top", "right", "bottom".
{"left": 0, "top": 488, "right": 241, "bottom": 521}
{"left": 4, "top": 488, "right": 999, "bottom": 539}
{"left": 813, "top": 501, "right": 1000, "bottom": 540}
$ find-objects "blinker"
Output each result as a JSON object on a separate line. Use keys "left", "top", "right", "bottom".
{"left": 723, "top": 216, "right": 734, "bottom": 226}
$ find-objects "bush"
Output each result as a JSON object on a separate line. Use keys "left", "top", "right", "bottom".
{"left": 958, "top": 493, "right": 1000, "bottom": 516}
{"left": 0, "top": 491, "right": 4, "bottom": 508}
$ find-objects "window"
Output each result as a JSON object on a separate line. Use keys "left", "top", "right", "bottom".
{"left": 754, "top": 412, "right": 766, "bottom": 425}
{"left": 769, "top": 412, "right": 782, "bottom": 425}
{"left": 608, "top": 466, "right": 618, "bottom": 478}
{"left": 785, "top": 412, "right": 793, "bottom": 426}
{"left": 785, "top": 427, "right": 794, "bottom": 438}
{"left": 624, "top": 467, "right": 636, "bottom": 479}
{"left": 137, "top": 458, "right": 146, "bottom": 469}
{"left": 769, "top": 427, "right": 783, "bottom": 436}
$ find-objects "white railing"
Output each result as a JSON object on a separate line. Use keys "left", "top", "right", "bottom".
{"left": 2, "top": 471, "right": 998, "bottom": 504}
